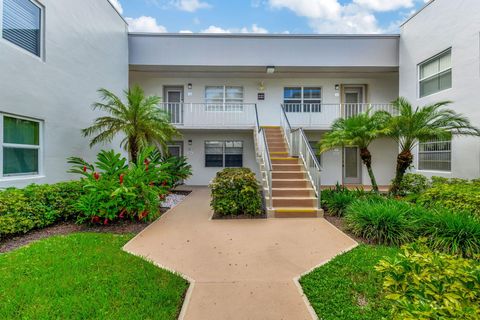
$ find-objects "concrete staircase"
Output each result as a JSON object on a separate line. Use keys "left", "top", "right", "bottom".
{"left": 262, "top": 126, "right": 322, "bottom": 218}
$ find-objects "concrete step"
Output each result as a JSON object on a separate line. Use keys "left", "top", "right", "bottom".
{"left": 266, "top": 142, "right": 287, "bottom": 148}
{"left": 272, "top": 171, "right": 306, "bottom": 179}
{"left": 272, "top": 188, "right": 314, "bottom": 197}
{"left": 272, "top": 164, "right": 303, "bottom": 171}
{"left": 274, "top": 208, "right": 323, "bottom": 218}
{"left": 269, "top": 151, "right": 289, "bottom": 156}
{"left": 271, "top": 157, "right": 299, "bottom": 164}
{"left": 272, "top": 197, "right": 316, "bottom": 207}
{"left": 272, "top": 179, "right": 309, "bottom": 188}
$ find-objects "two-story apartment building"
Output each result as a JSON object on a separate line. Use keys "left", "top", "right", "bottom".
{"left": 0, "top": 0, "right": 478, "bottom": 213}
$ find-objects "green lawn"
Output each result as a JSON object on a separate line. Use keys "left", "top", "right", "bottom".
{"left": 0, "top": 233, "right": 188, "bottom": 320}
{"left": 300, "top": 245, "right": 400, "bottom": 320}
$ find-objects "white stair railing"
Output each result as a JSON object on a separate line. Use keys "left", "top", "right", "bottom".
{"left": 254, "top": 105, "right": 273, "bottom": 210}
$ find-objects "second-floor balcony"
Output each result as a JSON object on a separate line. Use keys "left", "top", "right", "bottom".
{"left": 283, "top": 103, "right": 395, "bottom": 129}
{"left": 158, "top": 102, "right": 257, "bottom": 129}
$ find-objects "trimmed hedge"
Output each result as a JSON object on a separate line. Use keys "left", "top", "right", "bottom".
{"left": 210, "top": 168, "right": 263, "bottom": 216}
{"left": 0, "top": 181, "right": 84, "bottom": 240}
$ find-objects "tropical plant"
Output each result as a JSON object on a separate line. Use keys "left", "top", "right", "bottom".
{"left": 387, "top": 98, "right": 480, "bottom": 194}
{"left": 319, "top": 109, "right": 390, "bottom": 192}
{"left": 69, "top": 148, "right": 171, "bottom": 224}
{"left": 376, "top": 241, "right": 480, "bottom": 320}
{"left": 395, "top": 173, "right": 431, "bottom": 197}
{"left": 149, "top": 150, "right": 192, "bottom": 189}
{"left": 82, "top": 85, "right": 179, "bottom": 162}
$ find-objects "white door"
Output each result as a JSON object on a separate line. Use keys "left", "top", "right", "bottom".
{"left": 164, "top": 86, "right": 184, "bottom": 124}
{"left": 343, "top": 147, "right": 362, "bottom": 185}
{"left": 343, "top": 86, "right": 364, "bottom": 118}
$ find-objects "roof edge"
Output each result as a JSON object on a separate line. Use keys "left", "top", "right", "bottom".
{"left": 400, "top": 0, "right": 435, "bottom": 27}
{"left": 128, "top": 32, "right": 400, "bottom": 39}
{"left": 106, "top": 0, "right": 128, "bottom": 25}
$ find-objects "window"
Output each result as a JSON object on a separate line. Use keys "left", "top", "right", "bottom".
{"left": 283, "top": 87, "right": 321, "bottom": 112}
{"left": 1, "top": 115, "right": 42, "bottom": 177}
{"left": 205, "top": 86, "right": 244, "bottom": 111}
{"left": 418, "top": 138, "right": 451, "bottom": 172}
{"left": 308, "top": 141, "right": 322, "bottom": 166}
{"left": 419, "top": 49, "right": 452, "bottom": 97}
{"left": 205, "top": 140, "right": 243, "bottom": 168}
{"left": 2, "top": 0, "right": 42, "bottom": 57}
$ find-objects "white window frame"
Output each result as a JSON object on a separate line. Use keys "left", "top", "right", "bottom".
{"left": 204, "top": 140, "right": 244, "bottom": 168}
{"left": 0, "top": 0, "right": 45, "bottom": 60}
{"left": 0, "top": 113, "right": 44, "bottom": 180}
{"left": 417, "top": 138, "right": 452, "bottom": 172}
{"left": 283, "top": 86, "right": 322, "bottom": 112}
{"left": 418, "top": 48, "right": 452, "bottom": 98}
{"left": 204, "top": 86, "right": 244, "bottom": 112}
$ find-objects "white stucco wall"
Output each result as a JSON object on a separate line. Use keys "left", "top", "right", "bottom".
{"left": 0, "top": 0, "right": 128, "bottom": 188}
{"left": 174, "top": 130, "right": 259, "bottom": 186}
{"left": 400, "top": 0, "right": 480, "bottom": 179}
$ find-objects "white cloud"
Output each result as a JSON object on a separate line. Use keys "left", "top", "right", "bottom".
{"left": 108, "top": 0, "right": 123, "bottom": 14}
{"left": 172, "top": 0, "right": 211, "bottom": 12}
{"left": 353, "top": 0, "right": 414, "bottom": 12}
{"left": 179, "top": 30, "right": 194, "bottom": 33}
{"left": 125, "top": 16, "right": 167, "bottom": 33}
{"left": 269, "top": 0, "right": 341, "bottom": 19}
{"left": 201, "top": 24, "right": 269, "bottom": 34}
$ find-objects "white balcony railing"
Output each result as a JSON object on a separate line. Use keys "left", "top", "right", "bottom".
{"left": 158, "top": 102, "right": 257, "bottom": 128}
{"left": 282, "top": 103, "right": 395, "bottom": 129}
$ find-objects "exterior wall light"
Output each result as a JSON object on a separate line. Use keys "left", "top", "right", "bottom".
{"left": 188, "top": 83, "right": 193, "bottom": 90}
{"left": 266, "top": 66, "right": 275, "bottom": 74}
{"left": 335, "top": 84, "right": 340, "bottom": 91}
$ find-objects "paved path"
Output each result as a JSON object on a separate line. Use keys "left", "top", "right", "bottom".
{"left": 124, "top": 187, "right": 357, "bottom": 320}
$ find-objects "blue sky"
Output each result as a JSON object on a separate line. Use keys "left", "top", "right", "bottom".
{"left": 109, "top": 0, "right": 430, "bottom": 34}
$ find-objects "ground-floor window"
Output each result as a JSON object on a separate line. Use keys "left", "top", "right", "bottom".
{"left": 1, "top": 114, "right": 42, "bottom": 177}
{"left": 309, "top": 141, "right": 322, "bottom": 166}
{"left": 205, "top": 140, "right": 243, "bottom": 168}
{"left": 418, "top": 138, "right": 451, "bottom": 171}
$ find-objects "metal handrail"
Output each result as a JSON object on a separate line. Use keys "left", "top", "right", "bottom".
{"left": 255, "top": 104, "right": 273, "bottom": 209}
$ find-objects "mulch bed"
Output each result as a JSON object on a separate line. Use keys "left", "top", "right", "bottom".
{"left": 324, "top": 214, "right": 370, "bottom": 244}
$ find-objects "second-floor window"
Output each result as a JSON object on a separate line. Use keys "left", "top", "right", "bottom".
{"left": 419, "top": 49, "right": 452, "bottom": 98}
{"left": 205, "top": 86, "right": 244, "bottom": 111}
{"left": 283, "top": 87, "right": 322, "bottom": 112}
{"left": 2, "top": 0, "right": 42, "bottom": 57}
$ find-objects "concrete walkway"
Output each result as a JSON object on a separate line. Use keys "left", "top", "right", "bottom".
{"left": 124, "top": 187, "right": 357, "bottom": 320}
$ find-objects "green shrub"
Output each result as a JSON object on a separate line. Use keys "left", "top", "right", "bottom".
{"left": 322, "top": 184, "right": 383, "bottom": 216}
{"left": 417, "top": 181, "right": 480, "bottom": 217}
{"left": 417, "top": 208, "right": 480, "bottom": 258}
{"left": 210, "top": 168, "right": 262, "bottom": 216}
{"left": 376, "top": 241, "right": 480, "bottom": 319}
{"left": 0, "top": 181, "right": 84, "bottom": 239}
{"left": 70, "top": 148, "right": 171, "bottom": 224}
{"left": 395, "top": 173, "right": 430, "bottom": 197}
{"left": 345, "top": 199, "right": 420, "bottom": 246}
{"left": 156, "top": 154, "right": 192, "bottom": 189}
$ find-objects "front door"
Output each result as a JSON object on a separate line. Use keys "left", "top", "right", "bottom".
{"left": 167, "top": 142, "right": 184, "bottom": 184}
{"left": 164, "top": 86, "right": 184, "bottom": 124}
{"left": 343, "top": 147, "right": 362, "bottom": 185}
{"left": 343, "top": 86, "right": 364, "bottom": 117}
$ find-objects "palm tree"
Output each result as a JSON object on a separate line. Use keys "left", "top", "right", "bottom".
{"left": 82, "top": 85, "right": 178, "bottom": 162}
{"left": 388, "top": 97, "right": 480, "bottom": 194}
{"left": 319, "top": 110, "right": 390, "bottom": 192}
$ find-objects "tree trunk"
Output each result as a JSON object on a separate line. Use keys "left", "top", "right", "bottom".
{"left": 390, "top": 149, "right": 414, "bottom": 195}
{"left": 129, "top": 136, "right": 139, "bottom": 163}
{"left": 360, "top": 147, "right": 379, "bottom": 192}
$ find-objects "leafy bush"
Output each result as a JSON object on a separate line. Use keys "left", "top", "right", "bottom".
{"left": 417, "top": 181, "right": 480, "bottom": 217}
{"left": 210, "top": 168, "right": 262, "bottom": 216}
{"left": 150, "top": 152, "right": 192, "bottom": 189}
{"left": 345, "top": 199, "right": 421, "bottom": 246}
{"left": 417, "top": 208, "right": 480, "bottom": 258}
{"left": 395, "top": 173, "right": 430, "bottom": 197}
{"left": 0, "top": 181, "right": 84, "bottom": 239}
{"left": 69, "top": 148, "right": 171, "bottom": 224}
{"left": 376, "top": 241, "right": 480, "bottom": 319}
